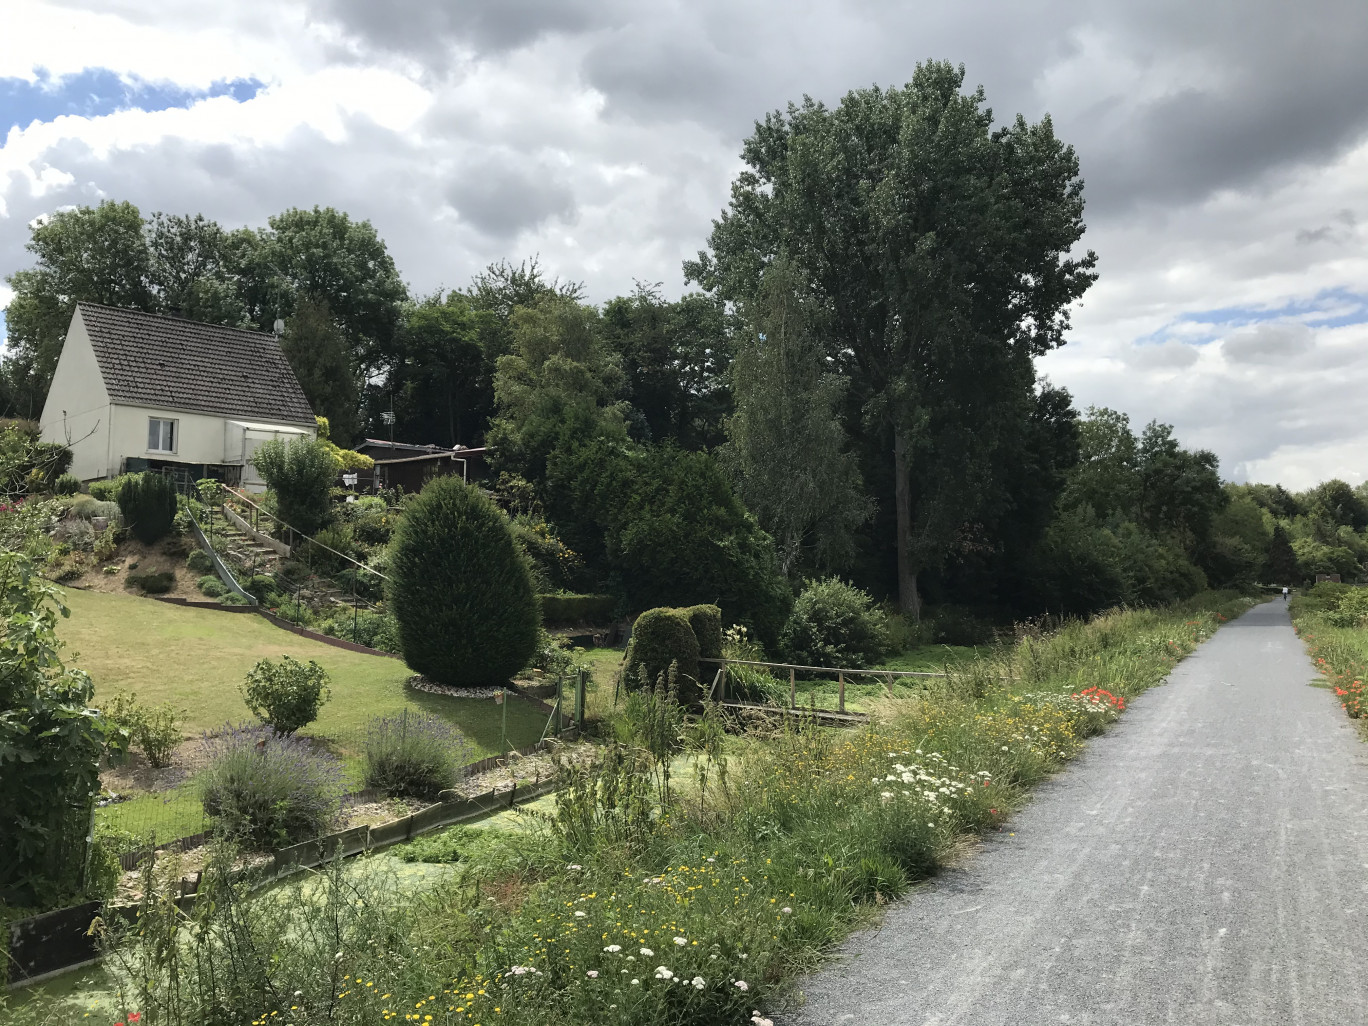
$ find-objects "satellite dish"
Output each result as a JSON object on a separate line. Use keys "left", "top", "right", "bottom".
{"left": 273, "top": 318, "right": 285, "bottom": 335}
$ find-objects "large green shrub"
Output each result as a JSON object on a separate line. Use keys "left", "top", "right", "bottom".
{"left": 623, "top": 606, "right": 700, "bottom": 694}
{"left": 388, "top": 476, "right": 541, "bottom": 687}
{"left": 539, "top": 593, "right": 615, "bottom": 623}
{"left": 116, "top": 471, "right": 178, "bottom": 543}
{"left": 780, "top": 577, "right": 890, "bottom": 668}
{"left": 240, "top": 655, "right": 332, "bottom": 734}
{"left": 251, "top": 436, "right": 336, "bottom": 536}
{"left": 52, "top": 472, "right": 82, "bottom": 495}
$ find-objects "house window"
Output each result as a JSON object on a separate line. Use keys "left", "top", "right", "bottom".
{"left": 148, "top": 418, "right": 177, "bottom": 453}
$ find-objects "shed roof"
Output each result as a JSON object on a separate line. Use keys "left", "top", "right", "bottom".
{"left": 77, "top": 302, "right": 316, "bottom": 426}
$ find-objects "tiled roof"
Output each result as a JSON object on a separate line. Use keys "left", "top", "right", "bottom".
{"left": 78, "top": 302, "right": 316, "bottom": 426}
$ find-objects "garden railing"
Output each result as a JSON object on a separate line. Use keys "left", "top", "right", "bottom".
{"left": 700, "top": 656, "right": 952, "bottom": 714}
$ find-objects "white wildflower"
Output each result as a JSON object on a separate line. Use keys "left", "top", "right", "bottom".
{"left": 655, "top": 967, "right": 674, "bottom": 980}
{"left": 674, "top": 936, "right": 688, "bottom": 946}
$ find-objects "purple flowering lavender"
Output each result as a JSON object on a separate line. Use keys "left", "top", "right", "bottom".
{"left": 364, "top": 710, "right": 471, "bottom": 798}
{"left": 201, "top": 724, "right": 345, "bottom": 849}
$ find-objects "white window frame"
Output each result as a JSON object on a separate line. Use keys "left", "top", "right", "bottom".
{"left": 147, "top": 417, "right": 178, "bottom": 454}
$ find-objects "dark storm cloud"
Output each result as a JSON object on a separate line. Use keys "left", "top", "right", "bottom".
{"left": 308, "top": 0, "right": 626, "bottom": 65}
{"left": 307, "top": 0, "right": 1368, "bottom": 225}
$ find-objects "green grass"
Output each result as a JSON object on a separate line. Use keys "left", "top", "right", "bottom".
{"left": 878, "top": 643, "right": 985, "bottom": 672}
{"left": 61, "top": 588, "right": 548, "bottom": 758}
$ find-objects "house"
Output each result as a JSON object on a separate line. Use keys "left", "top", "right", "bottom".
{"left": 39, "top": 302, "right": 316, "bottom": 491}
{"left": 347, "top": 438, "right": 489, "bottom": 492}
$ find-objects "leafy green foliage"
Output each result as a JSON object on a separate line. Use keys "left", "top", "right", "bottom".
{"left": 316, "top": 609, "right": 401, "bottom": 653}
{"left": 388, "top": 476, "right": 541, "bottom": 687}
{"left": 687, "top": 62, "right": 1097, "bottom": 615}
{"left": 251, "top": 436, "right": 336, "bottom": 536}
{"left": 280, "top": 296, "right": 361, "bottom": 444}
{"left": 363, "top": 710, "right": 472, "bottom": 798}
{"left": 538, "top": 593, "right": 615, "bottom": 624}
{"left": 198, "top": 574, "right": 228, "bottom": 598}
{"left": 683, "top": 604, "right": 723, "bottom": 660}
{"left": 624, "top": 607, "right": 701, "bottom": 696}
{"left": 240, "top": 655, "right": 331, "bottom": 735}
{"left": 0, "top": 422, "right": 73, "bottom": 496}
{"left": 0, "top": 552, "right": 108, "bottom": 904}
{"left": 117, "top": 471, "right": 177, "bottom": 543}
{"left": 780, "top": 578, "right": 890, "bottom": 668}
{"left": 87, "top": 475, "right": 132, "bottom": 502}
{"left": 548, "top": 441, "right": 791, "bottom": 647}
{"left": 52, "top": 472, "right": 81, "bottom": 495}
{"left": 186, "top": 547, "right": 215, "bottom": 574}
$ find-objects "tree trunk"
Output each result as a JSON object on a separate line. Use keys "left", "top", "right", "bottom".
{"left": 894, "top": 429, "right": 922, "bottom": 620}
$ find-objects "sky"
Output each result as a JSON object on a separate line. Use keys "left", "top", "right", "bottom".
{"left": 1, "top": 0, "right": 1366, "bottom": 489}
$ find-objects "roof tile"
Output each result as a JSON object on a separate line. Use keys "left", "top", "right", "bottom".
{"left": 77, "top": 302, "right": 316, "bottom": 426}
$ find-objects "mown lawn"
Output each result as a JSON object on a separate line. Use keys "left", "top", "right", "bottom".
{"left": 60, "top": 587, "right": 548, "bottom": 759}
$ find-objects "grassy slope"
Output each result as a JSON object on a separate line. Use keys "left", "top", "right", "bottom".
{"left": 60, "top": 587, "right": 548, "bottom": 758}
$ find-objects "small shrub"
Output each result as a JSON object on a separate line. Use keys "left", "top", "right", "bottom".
{"left": 388, "top": 476, "right": 541, "bottom": 687}
{"left": 186, "top": 548, "right": 215, "bottom": 574}
{"left": 221, "top": 591, "right": 249, "bottom": 606}
{"left": 51, "top": 517, "right": 95, "bottom": 549}
{"left": 71, "top": 496, "right": 121, "bottom": 521}
{"left": 623, "top": 607, "right": 700, "bottom": 695}
{"left": 239, "top": 573, "right": 276, "bottom": 601}
{"left": 780, "top": 577, "right": 890, "bottom": 668}
{"left": 88, "top": 475, "right": 133, "bottom": 502}
{"left": 363, "top": 710, "right": 471, "bottom": 798}
{"left": 117, "top": 472, "right": 178, "bottom": 544}
{"left": 53, "top": 472, "right": 82, "bottom": 495}
{"left": 126, "top": 569, "right": 175, "bottom": 594}
{"left": 200, "top": 725, "right": 344, "bottom": 848}
{"left": 137, "top": 703, "right": 184, "bottom": 768}
{"left": 198, "top": 574, "right": 227, "bottom": 598}
{"left": 92, "top": 527, "right": 118, "bottom": 561}
{"left": 98, "top": 691, "right": 182, "bottom": 767}
{"left": 240, "top": 655, "right": 332, "bottom": 734}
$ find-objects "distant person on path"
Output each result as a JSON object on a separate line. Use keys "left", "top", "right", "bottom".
{"left": 1283, "top": 586, "right": 1289, "bottom": 601}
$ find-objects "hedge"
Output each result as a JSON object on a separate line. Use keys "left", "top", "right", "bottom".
{"left": 623, "top": 607, "right": 700, "bottom": 697}
{"left": 682, "top": 604, "right": 723, "bottom": 660}
{"left": 539, "top": 593, "right": 615, "bottom": 624}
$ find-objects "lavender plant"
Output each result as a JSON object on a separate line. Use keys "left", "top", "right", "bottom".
{"left": 363, "top": 710, "right": 471, "bottom": 798}
{"left": 200, "top": 725, "right": 344, "bottom": 849}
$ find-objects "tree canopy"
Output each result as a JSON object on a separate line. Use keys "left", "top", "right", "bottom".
{"left": 685, "top": 61, "right": 1097, "bottom": 616}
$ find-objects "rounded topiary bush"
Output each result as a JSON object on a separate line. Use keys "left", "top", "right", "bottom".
{"left": 780, "top": 577, "right": 890, "bottom": 669}
{"left": 683, "top": 604, "right": 723, "bottom": 660}
{"left": 388, "top": 476, "right": 541, "bottom": 687}
{"left": 624, "top": 607, "right": 700, "bottom": 694}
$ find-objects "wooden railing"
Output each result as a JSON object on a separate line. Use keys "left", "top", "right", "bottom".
{"left": 698, "top": 656, "right": 950, "bottom": 714}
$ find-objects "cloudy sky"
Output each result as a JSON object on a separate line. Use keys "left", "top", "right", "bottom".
{"left": 2, "top": 0, "right": 1366, "bottom": 488}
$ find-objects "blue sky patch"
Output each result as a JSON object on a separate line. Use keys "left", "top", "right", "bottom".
{"left": 1136, "top": 288, "right": 1368, "bottom": 345}
{"left": 0, "top": 68, "right": 262, "bottom": 133}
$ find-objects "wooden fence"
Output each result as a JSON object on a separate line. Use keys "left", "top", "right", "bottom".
{"left": 699, "top": 656, "right": 949, "bottom": 714}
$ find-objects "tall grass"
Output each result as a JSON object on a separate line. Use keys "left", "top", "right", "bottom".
{"left": 7, "top": 594, "right": 1252, "bottom": 1026}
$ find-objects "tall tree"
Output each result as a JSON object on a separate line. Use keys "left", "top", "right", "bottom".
{"left": 241, "top": 206, "right": 407, "bottom": 380}
{"left": 145, "top": 212, "right": 251, "bottom": 325}
{"left": 720, "top": 258, "right": 872, "bottom": 577}
{"left": 1134, "top": 421, "right": 1225, "bottom": 551}
{"left": 3, "top": 201, "right": 153, "bottom": 412}
{"left": 279, "top": 296, "right": 360, "bottom": 444}
{"left": 388, "top": 293, "right": 489, "bottom": 447}
{"left": 686, "top": 62, "right": 1097, "bottom": 616}
{"left": 601, "top": 285, "right": 736, "bottom": 448}
{"left": 1060, "top": 407, "right": 1141, "bottom": 519}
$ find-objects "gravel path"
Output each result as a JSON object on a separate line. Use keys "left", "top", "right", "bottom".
{"left": 784, "top": 600, "right": 1368, "bottom": 1025}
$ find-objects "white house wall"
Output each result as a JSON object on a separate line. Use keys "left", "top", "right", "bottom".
{"left": 39, "top": 308, "right": 111, "bottom": 481}
{"left": 108, "top": 406, "right": 314, "bottom": 479}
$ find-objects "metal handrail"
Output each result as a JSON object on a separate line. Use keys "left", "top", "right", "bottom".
{"left": 223, "top": 485, "right": 388, "bottom": 581}
{"left": 698, "top": 656, "right": 948, "bottom": 679}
